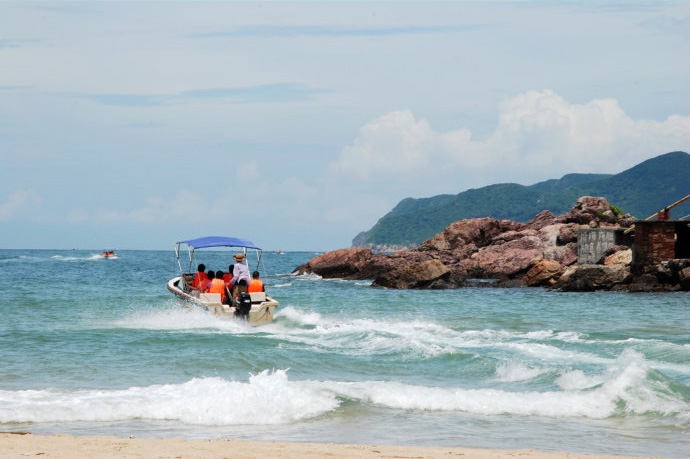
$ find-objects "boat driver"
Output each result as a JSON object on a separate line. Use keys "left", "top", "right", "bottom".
{"left": 231, "top": 253, "right": 251, "bottom": 304}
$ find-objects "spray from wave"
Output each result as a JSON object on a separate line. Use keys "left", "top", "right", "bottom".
{"left": 1, "top": 351, "right": 686, "bottom": 427}
{"left": 0, "top": 370, "right": 338, "bottom": 425}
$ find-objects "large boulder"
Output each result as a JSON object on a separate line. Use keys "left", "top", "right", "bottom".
{"left": 372, "top": 259, "right": 451, "bottom": 289}
{"left": 597, "top": 245, "right": 630, "bottom": 264}
{"left": 629, "top": 259, "right": 690, "bottom": 291}
{"left": 555, "top": 265, "right": 632, "bottom": 291}
{"left": 524, "top": 260, "right": 563, "bottom": 287}
{"left": 357, "top": 250, "right": 433, "bottom": 280}
{"left": 560, "top": 196, "right": 612, "bottom": 224}
{"left": 539, "top": 224, "right": 578, "bottom": 266}
{"left": 471, "top": 235, "right": 544, "bottom": 278}
{"left": 557, "top": 196, "right": 635, "bottom": 228}
{"left": 603, "top": 249, "right": 632, "bottom": 266}
{"left": 491, "top": 229, "right": 538, "bottom": 245}
{"left": 557, "top": 225, "right": 578, "bottom": 245}
{"left": 420, "top": 217, "right": 515, "bottom": 251}
{"left": 680, "top": 267, "right": 690, "bottom": 290}
{"left": 293, "top": 247, "right": 375, "bottom": 279}
{"left": 527, "top": 210, "right": 558, "bottom": 230}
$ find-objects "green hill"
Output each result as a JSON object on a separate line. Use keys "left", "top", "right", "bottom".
{"left": 353, "top": 151, "right": 690, "bottom": 249}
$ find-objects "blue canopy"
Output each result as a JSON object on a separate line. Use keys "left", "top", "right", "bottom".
{"left": 177, "top": 236, "right": 261, "bottom": 250}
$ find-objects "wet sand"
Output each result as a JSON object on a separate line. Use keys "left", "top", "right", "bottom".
{"left": 0, "top": 433, "right": 654, "bottom": 459}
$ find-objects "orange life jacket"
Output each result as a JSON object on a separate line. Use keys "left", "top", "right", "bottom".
{"left": 224, "top": 273, "right": 232, "bottom": 283}
{"left": 248, "top": 278, "right": 264, "bottom": 293}
{"left": 193, "top": 272, "right": 207, "bottom": 288}
{"left": 208, "top": 278, "right": 226, "bottom": 301}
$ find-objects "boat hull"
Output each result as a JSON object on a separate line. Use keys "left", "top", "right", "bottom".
{"left": 167, "top": 277, "right": 279, "bottom": 325}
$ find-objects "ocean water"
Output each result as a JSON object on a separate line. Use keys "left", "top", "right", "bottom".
{"left": 0, "top": 249, "right": 688, "bottom": 458}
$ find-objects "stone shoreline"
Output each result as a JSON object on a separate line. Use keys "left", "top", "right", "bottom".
{"left": 294, "top": 197, "right": 690, "bottom": 292}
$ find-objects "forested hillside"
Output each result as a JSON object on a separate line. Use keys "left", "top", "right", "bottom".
{"left": 353, "top": 151, "right": 690, "bottom": 249}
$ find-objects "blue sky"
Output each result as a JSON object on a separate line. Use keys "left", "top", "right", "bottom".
{"left": 1, "top": 1, "right": 689, "bottom": 251}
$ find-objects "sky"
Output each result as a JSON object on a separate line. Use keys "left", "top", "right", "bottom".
{"left": 1, "top": 1, "right": 689, "bottom": 251}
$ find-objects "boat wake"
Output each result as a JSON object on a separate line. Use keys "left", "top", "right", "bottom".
{"left": 103, "top": 303, "right": 690, "bottom": 386}
{"left": 111, "top": 305, "right": 253, "bottom": 333}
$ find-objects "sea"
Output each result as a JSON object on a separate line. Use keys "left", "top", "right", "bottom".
{"left": 0, "top": 249, "right": 688, "bottom": 458}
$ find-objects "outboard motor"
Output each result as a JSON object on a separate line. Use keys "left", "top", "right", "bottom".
{"left": 235, "top": 292, "right": 252, "bottom": 318}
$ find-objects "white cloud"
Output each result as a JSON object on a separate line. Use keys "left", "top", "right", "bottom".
{"left": 484, "top": 90, "right": 690, "bottom": 173}
{"left": 328, "top": 90, "right": 690, "bottom": 193}
{"left": 235, "top": 162, "right": 260, "bottom": 183}
{"left": 54, "top": 180, "right": 319, "bottom": 231}
{"left": 57, "top": 191, "right": 211, "bottom": 226}
{"left": 0, "top": 190, "right": 42, "bottom": 221}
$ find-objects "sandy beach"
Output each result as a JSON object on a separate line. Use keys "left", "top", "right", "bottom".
{"left": 0, "top": 433, "right": 656, "bottom": 459}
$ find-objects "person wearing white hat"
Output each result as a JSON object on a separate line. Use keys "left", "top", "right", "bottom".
{"left": 230, "top": 253, "right": 251, "bottom": 305}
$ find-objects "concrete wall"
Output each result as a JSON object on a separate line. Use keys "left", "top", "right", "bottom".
{"left": 577, "top": 228, "right": 628, "bottom": 264}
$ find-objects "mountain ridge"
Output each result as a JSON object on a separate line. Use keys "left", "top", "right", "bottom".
{"left": 353, "top": 151, "right": 690, "bottom": 249}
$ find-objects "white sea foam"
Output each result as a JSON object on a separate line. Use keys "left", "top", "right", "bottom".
{"left": 0, "top": 370, "right": 338, "bottom": 425}
{"left": 40, "top": 254, "right": 107, "bottom": 262}
{"left": 291, "top": 272, "right": 322, "bottom": 280}
{"left": 494, "top": 361, "right": 548, "bottom": 382}
{"left": 275, "top": 305, "right": 325, "bottom": 326}
{"left": 272, "top": 282, "right": 293, "bottom": 288}
{"left": 3, "top": 352, "right": 683, "bottom": 426}
{"left": 111, "top": 306, "right": 252, "bottom": 333}
{"left": 330, "top": 350, "right": 688, "bottom": 420}
{"left": 556, "top": 369, "right": 604, "bottom": 390}
{"left": 269, "top": 309, "right": 458, "bottom": 358}
{"left": 262, "top": 308, "right": 664, "bottom": 369}
{"left": 110, "top": 305, "right": 690, "bottom": 378}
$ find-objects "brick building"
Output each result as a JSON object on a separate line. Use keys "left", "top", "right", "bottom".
{"left": 632, "top": 220, "right": 690, "bottom": 268}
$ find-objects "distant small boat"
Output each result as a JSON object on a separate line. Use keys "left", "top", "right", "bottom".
{"left": 102, "top": 250, "right": 116, "bottom": 259}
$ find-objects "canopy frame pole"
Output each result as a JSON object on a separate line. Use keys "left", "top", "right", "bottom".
{"left": 624, "top": 194, "right": 690, "bottom": 234}
{"left": 174, "top": 243, "right": 184, "bottom": 274}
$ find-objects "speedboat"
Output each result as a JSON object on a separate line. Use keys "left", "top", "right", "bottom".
{"left": 167, "top": 236, "right": 279, "bottom": 325}
{"left": 102, "top": 250, "right": 117, "bottom": 259}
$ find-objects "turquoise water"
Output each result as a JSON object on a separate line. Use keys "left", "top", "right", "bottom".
{"left": 0, "top": 249, "right": 688, "bottom": 457}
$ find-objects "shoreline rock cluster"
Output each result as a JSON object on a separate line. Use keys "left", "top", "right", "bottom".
{"left": 293, "top": 197, "right": 690, "bottom": 292}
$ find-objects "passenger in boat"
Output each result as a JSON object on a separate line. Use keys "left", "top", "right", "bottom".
{"left": 206, "top": 270, "right": 227, "bottom": 303}
{"left": 231, "top": 253, "right": 251, "bottom": 304}
{"left": 222, "top": 266, "right": 234, "bottom": 305}
{"left": 248, "top": 271, "right": 264, "bottom": 293}
{"left": 192, "top": 264, "right": 207, "bottom": 289}
{"left": 224, "top": 265, "right": 234, "bottom": 284}
{"left": 200, "top": 269, "right": 215, "bottom": 292}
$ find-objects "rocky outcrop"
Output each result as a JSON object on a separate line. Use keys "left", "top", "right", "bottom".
{"left": 602, "top": 248, "right": 632, "bottom": 267}
{"left": 372, "top": 259, "right": 451, "bottom": 289}
{"left": 293, "top": 196, "right": 688, "bottom": 292}
{"left": 419, "top": 217, "right": 522, "bottom": 252}
{"left": 556, "top": 196, "right": 635, "bottom": 227}
{"left": 680, "top": 266, "right": 690, "bottom": 290}
{"left": 294, "top": 247, "right": 376, "bottom": 279}
{"left": 556, "top": 265, "right": 633, "bottom": 291}
{"left": 471, "top": 234, "right": 544, "bottom": 278}
{"left": 524, "top": 260, "right": 564, "bottom": 287}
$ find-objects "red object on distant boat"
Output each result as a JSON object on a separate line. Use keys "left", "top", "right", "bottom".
{"left": 102, "top": 250, "right": 116, "bottom": 258}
